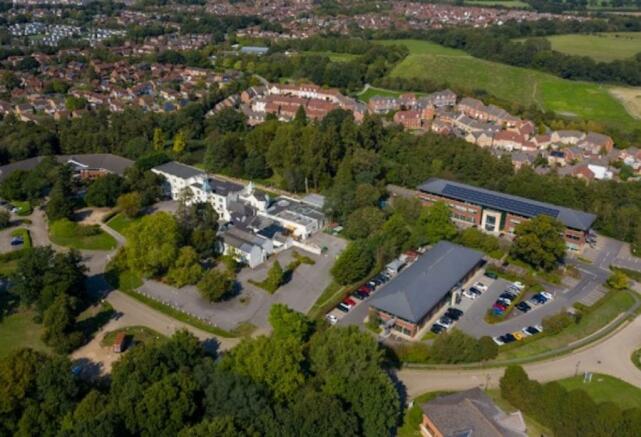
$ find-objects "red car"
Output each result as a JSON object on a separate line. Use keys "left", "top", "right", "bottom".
{"left": 343, "top": 297, "right": 356, "bottom": 308}
{"left": 358, "top": 286, "right": 372, "bottom": 295}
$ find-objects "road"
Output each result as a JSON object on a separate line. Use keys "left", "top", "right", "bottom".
{"left": 399, "top": 309, "right": 641, "bottom": 398}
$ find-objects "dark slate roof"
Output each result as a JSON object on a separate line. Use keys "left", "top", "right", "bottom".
{"left": 369, "top": 242, "right": 483, "bottom": 323}
{"left": 418, "top": 178, "right": 596, "bottom": 232}
{"left": 152, "top": 161, "right": 204, "bottom": 179}
{"left": 0, "top": 154, "right": 134, "bottom": 182}
{"left": 421, "top": 388, "right": 527, "bottom": 437}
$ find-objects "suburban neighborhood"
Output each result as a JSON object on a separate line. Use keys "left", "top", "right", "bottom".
{"left": 2, "top": 0, "right": 641, "bottom": 436}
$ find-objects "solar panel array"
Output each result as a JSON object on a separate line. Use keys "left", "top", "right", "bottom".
{"left": 442, "top": 184, "right": 560, "bottom": 219}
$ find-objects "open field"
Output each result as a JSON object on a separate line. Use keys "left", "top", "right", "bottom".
{"left": 378, "top": 39, "right": 640, "bottom": 132}
{"left": 545, "top": 33, "right": 641, "bottom": 62}
{"left": 497, "top": 290, "right": 635, "bottom": 360}
{"left": 609, "top": 86, "right": 641, "bottom": 119}
{"left": 49, "top": 219, "right": 117, "bottom": 251}
{"left": 558, "top": 373, "right": 641, "bottom": 409}
{"left": 302, "top": 51, "right": 359, "bottom": 62}
{"left": 107, "top": 212, "right": 141, "bottom": 236}
{"left": 0, "top": 297, "right": 48, "bottom": 359}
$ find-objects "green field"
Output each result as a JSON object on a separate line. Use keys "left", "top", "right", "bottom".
{"left": 378, "top": 39, "right": 639, "bottom": 132}
{"left": 303, "top": 51, "right": 360, "bottom": 62}
{"left": 558, "top": 373, "right": 641, "bottom": 409}
{"left": 107, "top": 212, "right": 141, "bottom": 236}
{"left": 546, "top": 33, "right": 641, "bottom": 62}
{"left": 0, "top": 307, "right": 48, "bottom": 359}
{"left": 49, "top": 219, "right": 117, "bottom": 251}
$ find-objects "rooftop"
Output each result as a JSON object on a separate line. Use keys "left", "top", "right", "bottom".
{"left": 152, "top": 161, "right": 204, "bottom": 180}
{"left": 369, "top": 241, "right": 483, "bottom": 324}
{"left": 418, "top": 178, "right": 596, "bottom": 232}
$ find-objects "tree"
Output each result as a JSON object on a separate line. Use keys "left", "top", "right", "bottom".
{"left": 221, "top": 336, "right": 305, "bottom": 401}
{"left": 268, "top": 304, "right": 313, "bottom": 341}
{"left": 197, "top": 269, "right": 235, "bottom": 302}
{"left": 0, "top": 210, "right": 9, "bottom": 229}
{"left": 125, "top": 212, "right": 180, "bottom": 277}
{"left": 607, "top": 270, "right": 629, "bottom": 290}
{"left": 172, "top": 130, "right": 187, "bottom": 154}
{"left": 85, "top": 174, "right": 124, "bottom": 207}
{"left": 412, "top": 201, "right": 457, "bottom": 246}
{"left": 165, "top": 246, "right": 204, "bottom": 288}
{"left": 510, "top": 215, "right": 566, "bottom": 271}
{"left": 116, "top": 192, "right": 142, "bottom": 218}
{"left": 42, "top": 294, "right": 83, "bottom": 353}
{"left": 343, "top": 206, "right": 385, "bottom": 239}
{"left": 265, "top": 260, "right": 285, "bottom": 290}
{"left": 152, "top": 128, "right": 165, "bottom": 151}
{"left": 331, "top": 240, "right": 374, "bottom": 285}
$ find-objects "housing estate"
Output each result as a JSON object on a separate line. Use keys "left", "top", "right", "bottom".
{"left": 417, "top": 178, "right": 597, "bottom": 251}
{"left": 151, "top": 161, "right": 325, "bottom": 267}
{"left": 368, "top": 241, "right": 484, "bottom": 337}
{"left": 420, "top": 388, "right": 527, "bottom": 437}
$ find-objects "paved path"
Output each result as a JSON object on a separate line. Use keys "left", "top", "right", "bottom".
{"left": 398, "top": 310, "right": 641, "bottom": 398}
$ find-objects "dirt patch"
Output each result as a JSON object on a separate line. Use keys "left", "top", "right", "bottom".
{"left": 609, "top": 87, "right": 641, "bottom": 120}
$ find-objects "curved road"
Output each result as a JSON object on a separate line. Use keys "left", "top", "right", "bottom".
{"left": 398, "top": 312, "right": 641, "bottom": 398}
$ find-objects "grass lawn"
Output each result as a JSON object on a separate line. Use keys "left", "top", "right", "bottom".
{"left": 12, "top": 200, "right": 32, "bottom": 216}
{"left": 10, "top": 228, "right": 31, "bottom": 249}
{"left": 0, "top": 302, "right": 48, "bottom": 359}
{"left": 544, "top": 33, "right": 641, "bottom": 62}
{"left": 498, "top": 290, "right": 635, "bottom": 360}
{"left": 49, "top": 219, "right": 117, "bottom": 251}
{"left": 107, "top": 212, "right": 141, "bottom": 237}
{"left": 377, "top": 39, "right": 640, "bottom": 132}
{"left": 100, "top": 325, "right": 165, "bottom": 348}
{"left": 557, "top": 373, "right": 641, "bottom": 409}
{"left": 308, "top": 281, "right": 345, "bottom": 319}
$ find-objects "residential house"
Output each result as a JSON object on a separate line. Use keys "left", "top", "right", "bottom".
{"left": 552, "top": 130, "right": 585, "bottom": 145}
{"left": 394, "top": 110, "right": 422, "bottom": 129}
{"left": 220, "top": 226, "right": 273, "bottom": 268}
{"left": 578, "top": 132, "right": 614, "bottom": 155}
{"left": 368, "top": 96, "right": 400, "bottom": 114}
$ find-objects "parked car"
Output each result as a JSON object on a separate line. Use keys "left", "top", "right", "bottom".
{"left": 10, "top": 237, "right": 23, "bottom": 246}
{"left": 326, "top": 314, "right": 338, "bottom": 325}
{"left": 445, "top": 308, "right": 464, "bottom": 320}
{"left": 501, "top": 333, "right": 517, "bottom": 344}
{"left": 540, "top": 291, "right": 553, "bottom": 300}
{"left": 492, "top": 336, "right": 505, "bottom": 346}
{"left": 343, "top": 297, "right": 356, "bottom": 308}
{"left": 438, "top": 316, "right": 453, "bottom": 328}
{"left": 431, "top": 324, "right": 446, "bottom": 334}
{"left": 522, "top": 325, "right": 543, "bottom": 336}
{"left": 512, "top": 331, "right": 526, "bottom": 341}
{"left": 532, "top": 294, "right": 548, "bottom": 305}
{"left": 516, "top": 302, "right": 531, "bottom": 313}
{"left": 493, "top": 301, "right": 508, "bottom": 310}
{"left": 469, "top": 286, "right": 483, "bottom": 295}
{"left": 484, "top": 271, "right": 498, "bottom": 279}
{"left": 499, "top": 292, "right": 516, "bottom": 301}
{"left": 512, "top": 282, "right": 525, "bottom": 290}
{"left": 355, "top": 290, "right": 369, "bottom": 299}
{"left": 336, "top": 303, "right": 350, "bottom": 313}
{"left": 463, "top": 288, "right": 479, "bottom": 299}
{"left": 360, "top": 284, "right": 374, "bottom": 292}
{"left": 497, "top": 298, "right": 512, "bottom": 307}
{"left": 473, "top": 282, "right": 488, "bottom": 292}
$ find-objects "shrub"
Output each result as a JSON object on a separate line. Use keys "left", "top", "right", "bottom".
{"left": 0, "top": 210, "right": 9, "bottom": 229}
{"left": 542, "top": 310, "right": 575, "bottom": 335}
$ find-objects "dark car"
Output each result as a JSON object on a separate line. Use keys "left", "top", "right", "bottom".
{"left": 445, "top": 308, "right": 464, "bottom": 320}
{"left": 516, "top": 302, "right": 531, "bottom": 313}
{"left": 484, "top": 271, "right": 498, "bottom": 279}
{"left": 358, "top": 285, "right": 373, "bottom": 294}
{"left": 336, "top": 303, "right": 350, "bottom": 313}
{"left": 532, "top": 294, "right": 548, "bottom": 305}
{"left": 502, "top": 333, "right": 517, "bottom": 343}
{"left": 10, "top": 237, "right": 23, "bottom": 246}
{"left": 525, "top": 326, "right": 541, "bottom": 335}
{"left": 500, "top": 292, "right": 516, "bottom": 301}
{"left": 431, "top": 324, "right": 445, "bottom": 334}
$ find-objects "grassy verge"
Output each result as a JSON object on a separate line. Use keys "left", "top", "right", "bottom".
{"left": 611, "top": 265, "right": 641, "bottom": 283}
{"left": 100, "top": 325, "right": 165, "bottom": 348}
{"left": 106, "top": 212, "right": 141, "bottom": 236}
{"left": 632, "top": 348, "right": 641, "bottom": 371}
{"left": 105, "top": 268, "right": 242, "bottom": 338}
{"left": 10, "top": 228, "right": 31, "bottom": 249}
{"left": 497, "top": 290, "right": 635, "bottom": 360}
{"left": 557, "top": 373, "right": 641, "bottom": 409}
{"left": 49, "top": 219, "right": 117, "bottom": 251}
{"left": 12, "top": 200, "right": 32, "bottom": 216}
{"left": 308, "top": 281, "right": 346, "bottom": 319}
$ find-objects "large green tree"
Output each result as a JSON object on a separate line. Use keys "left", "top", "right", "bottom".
{"left": 510, "top": 215, "right": 566, "bottom": 271}
{"left": 85, "top": 174, "right": 124, "bottom": 207}
{"left": 125, "top": 212, "right": 180, "bottom": 277}
{"left": 330, "top": 240, "right": 374, "bottom": 285}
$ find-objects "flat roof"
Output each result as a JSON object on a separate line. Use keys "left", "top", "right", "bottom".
{"left": 152, "top": 161, "right": 204, "bottom": 180}
{"left": 418, "top": 178, "right": 596, "bottom": 232}
{"left": 369, "top": 241, "right": 483, "bottom": 324}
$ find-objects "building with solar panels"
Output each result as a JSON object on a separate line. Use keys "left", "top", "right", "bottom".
{"left": 417, "top": 178, "right": 597, "bottom": 251}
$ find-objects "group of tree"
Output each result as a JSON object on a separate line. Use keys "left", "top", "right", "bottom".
{"left": 501, "top": 366, "right": 641, "bottom": 436}
{"left": 332, "top": 199, "right": 458, "bottom": 285}
{"left": 0, "top": 305, "right": 401, "bottom": 436}
{"left": 393, "top": 328, "right": 498, "bottom": 364}
{"left": 9, "top": 246, "right": 87, "bottom": 353}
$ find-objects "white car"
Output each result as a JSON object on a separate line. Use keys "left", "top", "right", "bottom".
{"left": 513, "top": 281, "right": 525, "bottom": 290}
{"left": 473, "top": 282, "right": 488, "bottom": 292}
{"left": 540, "top": 291, "right": 553, "bottom": 300}
{"left": 492, "top": 336, "right": 505, "bottom": 346}
{"left": 326, "top": 314, "right": 338, "bottom": 325}
{"left": 463, "top": 289, "right": 479, "bottom": 299}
